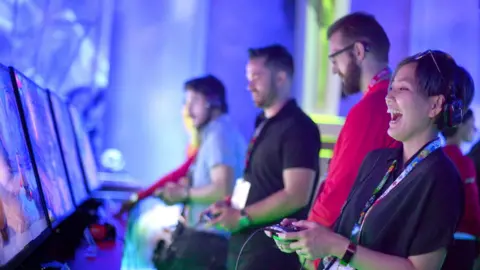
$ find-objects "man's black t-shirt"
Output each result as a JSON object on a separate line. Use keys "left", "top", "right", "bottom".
{"left": 329, "top": 147, "right": 463, "bottom": 266}
{"left": 228, "top": 100, "right": 321, "bottom": 270}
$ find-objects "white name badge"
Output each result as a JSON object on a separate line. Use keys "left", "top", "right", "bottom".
{"left": 330, "top": 261, "right": 354, "bottom": 270}
{"left": 231, "top": 178, "right": 251, "bottom": 210}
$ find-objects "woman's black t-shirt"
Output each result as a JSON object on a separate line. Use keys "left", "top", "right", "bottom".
{"left": 333, "top": 147, "right": 464, "bottom": 259}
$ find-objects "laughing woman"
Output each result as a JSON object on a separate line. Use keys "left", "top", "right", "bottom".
{"left": 271, "top": 50, "right": 466, "bottom": 270}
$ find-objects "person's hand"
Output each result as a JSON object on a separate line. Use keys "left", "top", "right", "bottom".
{"left": 178, "top": 177, "right": 190, "bottom": 186}
{"left": 157, "top": 182, "right": 189, "bottom": 205}
{"left": 207, "top": 204, "right": 242, "bottom": 232}
{"left": 277, "top": 220, "right": 346, "bottom": 260}
{"left": 198, "top": 199, "right": 230, "bottom": 221}
{"left": 264, "top": 218, "right": 298, "bottom": 253}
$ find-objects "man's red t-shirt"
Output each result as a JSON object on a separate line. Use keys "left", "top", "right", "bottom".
{"left": 308, "top": 71, "right": 400, "bottom": 268}
{"left": 443, "top": 144, "right": 480, "bottom": 237}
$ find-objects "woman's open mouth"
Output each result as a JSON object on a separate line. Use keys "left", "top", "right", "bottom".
{"left": 388, "top": 109, "right": 403, "bottom": 124}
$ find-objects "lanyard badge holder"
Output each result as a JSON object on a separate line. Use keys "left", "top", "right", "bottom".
{"left": 322, "top": 139, "right": 441, "bottom": 270}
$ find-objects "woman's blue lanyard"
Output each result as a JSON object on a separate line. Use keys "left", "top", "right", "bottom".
{"left": 321, "top": 139, "right": 442, "bottom": 269}
{"left": 350, "top": 138, "right": 442, "bottom": 245}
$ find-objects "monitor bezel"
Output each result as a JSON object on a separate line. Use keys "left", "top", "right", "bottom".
{"left": 9, "top": 67, "right": 76, "bottom": 229}
{"left": 67, "top": 103, "right": 99, "bottom": 194}
{"left": 47, "top": 89, "right": 89, "bottom": 206}
{"left": 0, "top": 66, "right": 52, "bottom": 270}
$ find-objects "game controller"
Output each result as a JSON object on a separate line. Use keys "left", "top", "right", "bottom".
{"left": 264, "top": 224, "right": 303, "bottom": 236}
{"left": 200, "top": 211, "right": 220, "bottom": 222}
{"left": 264, "top": 224, "right": 304, "bottom": 242}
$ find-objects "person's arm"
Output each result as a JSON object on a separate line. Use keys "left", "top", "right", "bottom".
{"left": 188, "top": 165, "right": 233, "bottom": 204}
{"left": 135, "top": 151, "right": 197, "bottom": 201}
{"left": 244, "top": 124, "right": 320, "bottom": 225}
{"left": 187, "top": 129, "right": 238, "bottom": 205}
{"left": 329, "top": 237, "right": 446, "bottom": 270}
{"left": 309, "top": 103, "right": 398, "bottom": 227}
{"left": 463, "top": 160, "right": 480, "bottom": 237}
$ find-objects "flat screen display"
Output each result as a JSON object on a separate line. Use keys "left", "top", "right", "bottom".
{"left": 49, "top": 92, "right": 88, "bottom": 205}
{"left": 12, "top": 69, "right": 74, "bottom": 227}
{"left": 69, "top": 106, "right": 100, "bottom": 192}
{"left": 0, "top": 66, "right": 48, "bottom": 267}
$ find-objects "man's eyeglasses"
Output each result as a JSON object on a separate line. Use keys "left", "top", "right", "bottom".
{"left": 328, "top": 42, "right": 370, "bottom": 60}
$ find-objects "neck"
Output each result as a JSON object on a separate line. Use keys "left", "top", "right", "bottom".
{"left": 445, "top": 136, "right": 462, "bottom": 147}
{"left": 402, "top": 129, "right": 438, "bottom": 163}
{"left": 209, "top": 110, "right": 222, "bottom": 121}
{"left": 360, "top": 61, "right": 389, "bottom": 93}
{"left": 264, "top": 97, "right": 290, "bottom": 118}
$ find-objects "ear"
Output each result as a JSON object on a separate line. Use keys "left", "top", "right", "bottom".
{"left": 275, "top": 70, "right": 288, "bottom": 86}
{"left": 353, "top": 42, "right": 367, "bottom": 62}
{"left": 429, "top": 95, "right": 445, "bottom": 118}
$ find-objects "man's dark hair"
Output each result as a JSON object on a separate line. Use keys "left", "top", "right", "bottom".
{"left": 184, "top": 75, "right": 228, "bottom": 113}
{"left": 442, "top": 108, "right": 474, "bottom": 138}
{"left": 455, "top": 66, "right": 475, "bottom": 109}
{"left": 327, "top": 12, "right": 390, "bottom": 62}
{"left": 248, "top": 44, "right": 294, "bottom": 77}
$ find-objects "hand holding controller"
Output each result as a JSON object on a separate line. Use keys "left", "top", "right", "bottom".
{"left": 200, "top": 211, "right": 220, "bottom": 222}
{"left": 264, "top": 220, "right": 305, "bottom": 254}
{"left": 264, "top": 224, "right": 304, "bottom": 238}
{"left": 198, "top": 197, "right": 231, "bottom": 224}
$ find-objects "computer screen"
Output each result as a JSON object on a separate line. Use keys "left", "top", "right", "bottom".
{"left": 12, "top": 69, "right": 75, "bottom": 228}
{"left": 0, "top": 65, "right": 49, "bottom": 267}
{"left": 69, "top": 106, "right": 101, "bottom": 192}
{"left": 49, "top": 91, "right": 89, "bottom": 206}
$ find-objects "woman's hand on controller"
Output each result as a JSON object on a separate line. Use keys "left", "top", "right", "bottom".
{"left": 264, "top": 218, "right": 297, "bottom": 237}
{"left": 265, "top": 218, "right": 298, "bottom": 253}
{"left": 277, "top": 220, "right": 346, "bottom": 260}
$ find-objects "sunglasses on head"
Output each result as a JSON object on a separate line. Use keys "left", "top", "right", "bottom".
{"left": 413, "top": 50, "right": 457, "bottom": 96}
{"left": 413, "top": 50, "right": 444, "bottom": 75}
{"left": 414, "top": 50, "right": 463, "bottom": 127}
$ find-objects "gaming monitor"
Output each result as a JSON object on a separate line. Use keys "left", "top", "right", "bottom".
{"left": 10, "top": 68, "right": 75, "bottom": 228}
{"left": 0, "top": 65, "right": 49, "bottom": 269}
{"left": 69, "top": 105, "right": 101, "bottom": 192}
{"left": 48, "top": 91, "right": 89, "bottom": 206}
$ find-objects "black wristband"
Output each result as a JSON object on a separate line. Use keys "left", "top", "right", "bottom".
{"left": 340, "top": 242, "right": 357, "bottom": 266}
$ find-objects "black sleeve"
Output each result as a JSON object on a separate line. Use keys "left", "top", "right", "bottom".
{"left": 408, "top": 169, "right": 463, "bottom": 255}
{"left": 349, "top": 150, "right": 385, "bottom": 193}
{"left": 333, "top": 149, "right": 386, "bottom": 231}
{"left": 281, "top": 123, "right": 320, "bottom": 170}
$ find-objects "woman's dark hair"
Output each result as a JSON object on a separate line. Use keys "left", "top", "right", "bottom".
{"left": 442, "top": 108, "right": 474, "bottom": 138}
{"left": 455, "top": 66, "right": 475, "bottom": 109}
{"left": 393, "top": 50, "right": 461, "bottom": 130}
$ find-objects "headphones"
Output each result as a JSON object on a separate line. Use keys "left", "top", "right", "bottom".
{"left": 442, "top": 81, "right": 464, "bottom": 128}
{"left": 205, "top": 94, "right": 223, "bottom": 110}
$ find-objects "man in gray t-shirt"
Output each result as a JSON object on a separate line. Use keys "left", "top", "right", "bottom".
{"left": 156, "top": 75, "right": 246, "bottom": 270}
